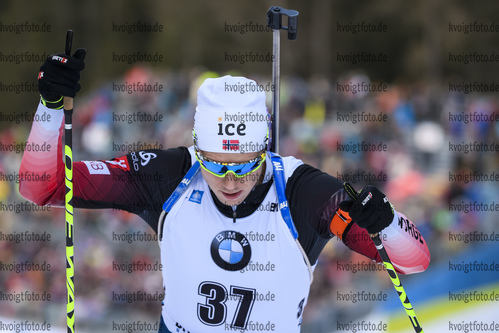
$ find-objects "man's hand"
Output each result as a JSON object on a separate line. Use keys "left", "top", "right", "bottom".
{"left": 339, "top": 185, "right": 394, "bottom": 235}
{"left": 38, "top": 48, "right": 86, "bottom": 108}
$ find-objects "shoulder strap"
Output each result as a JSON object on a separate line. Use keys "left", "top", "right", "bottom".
{"left": 269, "top": 152, "right": 313, "bottom": 283}
{"left": 269, "top": 152, "right": 298, "bottom": 239}
{"left": 158, "top": 161, "right": 200, "bottom": 242}
{"left": 162, "top": 161, "right": 200, "bottom": 212}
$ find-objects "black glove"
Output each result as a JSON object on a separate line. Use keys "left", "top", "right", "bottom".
{"left": 38, "top": 48, "right": 86, "bottom": 108}
{"left": 339, "top": 185, "right": 394, "bottom": 234}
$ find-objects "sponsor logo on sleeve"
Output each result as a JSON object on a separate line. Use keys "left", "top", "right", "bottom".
{"left": 138, "top": 151, "right": 157, "bottom": 166}
{"left": 130, "top": 151, "right": 157, "bottom": 171}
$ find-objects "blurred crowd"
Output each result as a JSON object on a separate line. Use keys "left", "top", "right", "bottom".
{"left": 1, "top": 66, "right": 499, "bottom": 331}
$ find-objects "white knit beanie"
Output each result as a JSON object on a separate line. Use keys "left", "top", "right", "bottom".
{"left": 193, "top": 75, "right": 269, "bottom": 154}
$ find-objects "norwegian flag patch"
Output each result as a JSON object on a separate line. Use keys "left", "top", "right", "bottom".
{"left": 222, "top": 140, "right": 239, "bottom": 151}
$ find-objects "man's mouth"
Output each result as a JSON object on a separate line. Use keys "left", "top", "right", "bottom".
{"left": 221, "top": 190, "right": 243, "bottom": 200}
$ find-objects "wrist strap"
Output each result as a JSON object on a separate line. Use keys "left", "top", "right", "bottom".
{"left": 40, "top": 95, "right": 64, "bottom": 109}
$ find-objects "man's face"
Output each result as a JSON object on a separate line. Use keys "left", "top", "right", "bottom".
{"left": 199, "top": 150, "right": 266, "bottom": 206}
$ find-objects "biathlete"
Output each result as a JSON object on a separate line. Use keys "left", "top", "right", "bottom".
{"left": 19, "top": 48, "right": 430, "bottom": 332}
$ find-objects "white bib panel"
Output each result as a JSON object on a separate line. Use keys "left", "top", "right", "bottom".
{"left": 159, "top": 151, "right": 311, "bottom": 333}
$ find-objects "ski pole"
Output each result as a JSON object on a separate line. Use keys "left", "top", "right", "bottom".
{"left": 63, "top": 29, "right": 76, "bottom": 333}
{"left": 343, "top": 182, "right": 424, "bottom": 333}
{"left": 267, "top": 6, "right": 298, "bottom": 154}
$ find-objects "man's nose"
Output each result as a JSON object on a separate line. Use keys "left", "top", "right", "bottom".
{"left": 223, "top": 172, "right": 240, "bottom": 189}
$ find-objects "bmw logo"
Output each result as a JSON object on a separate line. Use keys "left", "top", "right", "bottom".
{"left": 210, "top": 231, "right": 251, "bottom": 271}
